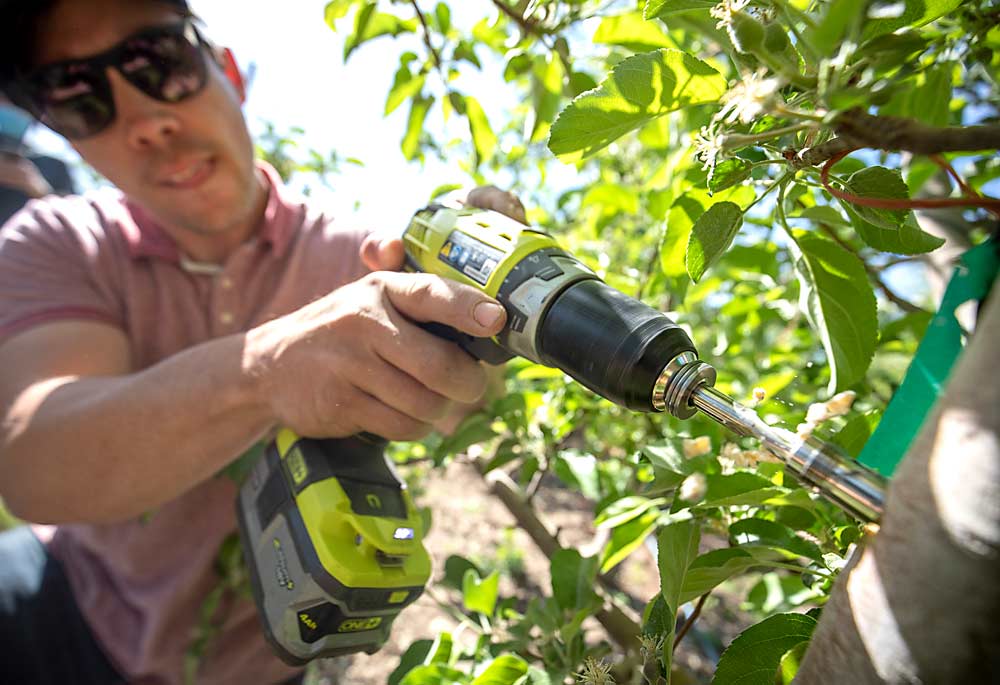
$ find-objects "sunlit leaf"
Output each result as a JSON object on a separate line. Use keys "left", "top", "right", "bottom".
{"left": 593, "top": 12, "right": 673, "bottom": 52}
{"left": 465, "top": 96, "right": 497, "bottom": 166}
{"left": 644, "top": 0, "right": 716, "bottom": 19}
{"left": 402, "top": 95, "right": 434, "bottom": 160}
{"left": 686, "top": 201, "right": 744, "bottom": 282}
{"left": 548, "top": 49, "right": 726, "bottom": 159}
{"left": 842, "top": 167, "right": 944, "bottom": 254}
{"left": 463, "top": 569, "right": 500, "bottom": 616}
{"left": 791, "top": 232, "right": 878, "bottom": 393}
{"left": 471, "top": 655, "right": 529, "bottom": 685}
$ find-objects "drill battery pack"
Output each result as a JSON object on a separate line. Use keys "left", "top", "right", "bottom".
{"left": 236, "top": 430, "right": 431, "bottom": 664}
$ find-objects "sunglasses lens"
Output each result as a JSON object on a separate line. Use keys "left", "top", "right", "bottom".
{"left": 119, "top": 27, "right": 206, "bottom": 103}
{"left": 31, "top": 66, "right": 114, "bottom": 139}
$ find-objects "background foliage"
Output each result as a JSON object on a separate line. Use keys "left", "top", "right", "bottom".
{"left": 311, "top": 0, "right": 998, "bottom": 683}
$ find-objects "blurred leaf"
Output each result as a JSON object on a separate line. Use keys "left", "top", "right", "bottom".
{"left": 548, "top": 49, "right": 726, "bottom": 159}
{"left": 399, "top": 664, "right": 467, "bottom": 685}
{"left": 644, "top": 0, "right": 716, "bottom": 19}
{"left": 791, "top": 232, "right": 878, "bottom": 393}
{"left": 832, "top": 410, "right": 882, "bottom": 458}
{"left": 593, "top": 13, "right": 673, "bottom": 51}
{"left": 595, "top": 496, "right": 668, "bottom": 530}
{"left": 697, "top": 473, "right": 789, "bottom": 508}
{"left": 711, "top": 614, "right": 817, "bottom": 685}
{"left": 463, "top": 568, "right": 500, "bottom": 616}
{"left": 471, "top": 655, "right": 529, "bottom": 685}
{"left": 808, "top": 0, "right": 864, "bottom": 57}
{"left": 554, "top": 451, "right": 601, "bottom": 500}
{"left": 862, "top": 0, "right": 964, "bottom": 39}
{"left": 550, "top": 549, "right": 601, "bottom": 613}
{"left": 345, "top": 4, "right": 416, "bottom": 62}
{"left": 465, "top": 96, "right": 497, "bottom": 166}
{"left": 686, "top": 201, "right": 744, "bottom": 282}
{"left": 402, "top": 95, "right": 434, "bottom": 160}
{"left": 443, "top": 555, "right": 482, "bottom": 591}
{"left": 600, "top": 509, "right": 659, "bottom": 573}
{"left": 324, "top": 0, "right": 356, "bottom": 28}
{"left": 434, "top": 412, "right": 497, "bottom": 465}
{"left": 390, "top": 640, "right": 434, "bottom": 685}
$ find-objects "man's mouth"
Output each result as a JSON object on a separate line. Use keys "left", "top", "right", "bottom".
{"left": 159, "top": 157, "right": 215, "bottom": 189}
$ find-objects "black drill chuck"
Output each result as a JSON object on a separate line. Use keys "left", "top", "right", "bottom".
{"left": 537, "top": 279, "right": 696, "bottom": 412}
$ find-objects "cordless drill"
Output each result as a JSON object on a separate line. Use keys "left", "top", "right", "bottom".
{"left": 237, "top": 204, "right": 887, "bottom": 664}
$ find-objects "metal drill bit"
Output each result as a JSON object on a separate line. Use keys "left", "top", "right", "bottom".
{"left": 690, "top": 384, "right": 887, "bottom": 522}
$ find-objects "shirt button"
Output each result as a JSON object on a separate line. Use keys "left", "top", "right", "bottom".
{"left": 219, "top": 277, "right": 233, "bottom": 290}
{"left": 219, "top": 312, "right": 234, "bottom": 325}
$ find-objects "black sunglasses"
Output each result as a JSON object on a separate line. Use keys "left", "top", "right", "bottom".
{"left": 12, "top": 21, "right": 209, "bottom": 140}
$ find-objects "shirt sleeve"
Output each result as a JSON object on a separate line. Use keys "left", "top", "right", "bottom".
{"left": 0, "top": 194, "right": 124, "bottom": 346}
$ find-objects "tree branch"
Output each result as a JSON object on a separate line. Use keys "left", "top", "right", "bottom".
{"left": 409, "top": 0, "right": 443, "bottom": 72}
{"left": 482, "top": 468, "right": 643, "bottom": 653}
{"left": 673, "top": 592, "right": 709, "bottom": 649}
{"left": 834, "top": 109, "right": 1000, "bottom": 155}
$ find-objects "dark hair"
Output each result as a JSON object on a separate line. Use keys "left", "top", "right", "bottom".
{"left": 0, "top": 0, "right": 191, "bottom": 88}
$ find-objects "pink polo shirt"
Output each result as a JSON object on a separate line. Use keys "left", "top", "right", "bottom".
{"left": 0, "top": 163, "right": 371, "bottom": 684}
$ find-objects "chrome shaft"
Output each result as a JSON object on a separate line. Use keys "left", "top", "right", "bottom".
{"left": 690, "top": 385, "right": 886, "bottom": 522}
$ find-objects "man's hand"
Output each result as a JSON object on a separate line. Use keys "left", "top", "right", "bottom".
{"left": 0, "top": 153, "right": 52, "bottom": 199}
{"left": 355, "top": 186, "right": 523, "bottom": 433}
{"left": 245, "top": 271, "right": 507, "bottom": 441}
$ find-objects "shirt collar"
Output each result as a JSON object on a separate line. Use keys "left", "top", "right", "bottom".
{"left": 119, "top": 160, "right": 299, "bottom": 262}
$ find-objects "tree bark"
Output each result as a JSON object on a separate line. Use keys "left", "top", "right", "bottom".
{"left": 795, "top": 284, "right": 1000, "bottom": 682}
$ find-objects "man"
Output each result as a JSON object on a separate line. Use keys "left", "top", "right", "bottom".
{"left": 0, "top": 1, "right": 522, "bottom": 683}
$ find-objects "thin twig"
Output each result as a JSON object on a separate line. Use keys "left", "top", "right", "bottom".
{"left": 673, "top": 593, "right": 709, "bottom": 650}
{"left": 409, "top": 0, "right": 443, "bottom": 72}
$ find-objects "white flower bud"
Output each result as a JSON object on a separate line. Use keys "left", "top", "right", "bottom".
{"left": 679, "top": 473, "right": 708, "bottom": 502}
{"left": 683, "top": 436, "right": 712, "bottom": 458}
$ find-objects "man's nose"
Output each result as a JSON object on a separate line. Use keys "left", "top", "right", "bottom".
{"left": 106, "top": 70, "right": 182, "bottom": 151}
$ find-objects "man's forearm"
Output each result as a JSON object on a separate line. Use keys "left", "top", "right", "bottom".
{"left": 0, "top": 332, "right": 273, "bottom": 524}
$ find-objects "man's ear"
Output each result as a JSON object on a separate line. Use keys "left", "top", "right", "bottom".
{"left": 217, "top": 48, "right": 246, "bottom": 104}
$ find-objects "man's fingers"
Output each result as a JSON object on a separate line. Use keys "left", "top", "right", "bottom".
{"left": 378, "top": 272, "right": 507, "bottom": 338}
{"left": 464, "top": 185, "right": 527, "bottom": 224}
{"left": 360, "top": 235, "right": 405, "bottom": 272}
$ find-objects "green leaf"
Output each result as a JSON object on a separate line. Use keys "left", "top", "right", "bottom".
{"left": 443, "top": 555, "right": 482, "bottom": 591}
{"left": 465, "top": 96, "right": 497, "bottom": 166}
{"left": 385, "top": 71, "right": 426, "bottom": 117}
{"left": 433, "top": 2, "right": 451, "bottom": 34}
{"left": 595, "top": 496, "right": 668, "bottom": 530}
{"left": 708, "top": 158, "right": 752, "bottom": 193}
{"left": 430, "top": 183, "right": 463, "bottom": 201}
{"left": 593, "top": 13, "right": 673, "bottom": 52}
{"left": 402, "top": 95, "right": 434, "bottom": 161}
{"left": 550, "top": 548, "right": 601, "bottom": 613}
{"left": 658, "top": 520, "right": 700, "bottom": 613}
{"left": 862, "top": 0, "right": 964, "bottom": 40}
{"left": 640, "top": 443, "right": 696, "bottom": 489}
{"left": 471, "top": 655, "right": 529, "bottom": 685}
{"left": 529, "top": 54, "right": 565, "bottom": 143}
{"left": 808, "top": 0, "right": 865, "bottom": 57}
{"left": 434, "top": 412, "right": 497, "bottom": 465}
{"left": 463, "top": 569, "right": 500, "bottom": 616}
{"left": 600, "top": 509, "right": 659, "bottom": 573}
{"left": 400, "top": 664, "right": 467, "bottom": 685}
{"left": 324, "top": 0, "right": 355, "bottom": 28}
{"left": 344, "top": 4, "right": 416, "bottom": 62}
{"left": 390, "top": 640, "right": 434, "bottom": 685}
{"left": 795, "top": 205, "right": 850, "bottom": 226}
{"left": 697, "top": 472, "right": 787, "bottom": 508}
{"left": 581, "top": 183, "right": 640, "bottom": 215}
{"left": 554, "top": 451, "right": 601, "bottom": 500}
{"left": 831, "top": 410, "right": 882, "bottom": 458}
{"left": 711, "top": 613, "right": 817, "bottom": 685}
{"left": 879, "top": 63, "right": 953, "bottom": 127}
{"left": 729, "top": 518, "right": 824, "bottom": 562}
{"left": 644, "top": 0, "right": 716, "bottom": 19}
{"left": 680, "top": 548, "right": 760, "bottom": 604}
{"left": 424, "top": 632, "right": 454, "bottom": 665}
{"left": 686, "top": 201, "right": 744, "bottom": 282}
{"left": 548, "top": 49, "right": 726, "bottom": 159}
{"left": 842, "top": 167, "right": 945, "bottom": 255}
{"left": 791, "top": 232, "right": 878, "bottom": 393}
{"left": 778, "top": 640, "right": 811, "bottom": 684}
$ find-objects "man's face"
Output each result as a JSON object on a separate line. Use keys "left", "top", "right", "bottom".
{"left": 33, "top": 0, "right": 264, "bottom": 243}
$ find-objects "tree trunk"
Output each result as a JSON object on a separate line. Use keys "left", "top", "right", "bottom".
{"left": 795, "top": 283, "right": 1000, "bottom": 682}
